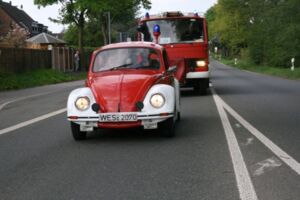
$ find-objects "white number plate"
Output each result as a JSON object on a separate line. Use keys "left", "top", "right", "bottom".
{"left": 99, "top": 113, "right": 138, "bottom": 122}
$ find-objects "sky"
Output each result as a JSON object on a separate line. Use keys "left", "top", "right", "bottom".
{"left": 141, "top": 0, "right": 217, "bottom": 16}
{"left": 6, "top": 0, "right": 217, "bottom": 33}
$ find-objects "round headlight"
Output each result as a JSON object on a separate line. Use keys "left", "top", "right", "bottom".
{"left": 150, "top": 93, "right": 165, "bottom": 108}
{"left": 75, "top": 97, "right": 90, "bottom": 111}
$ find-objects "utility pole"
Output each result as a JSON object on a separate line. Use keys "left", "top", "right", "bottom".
{"left": 104, "top": 12, "right": 111, "bottom": 44}
{"left": 119, "top": 32, "right": 122, "bottom": 42}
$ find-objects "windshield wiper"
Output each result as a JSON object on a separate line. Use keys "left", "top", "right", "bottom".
{"left": 110, "top": 63, "right": 133, "bottom": 71}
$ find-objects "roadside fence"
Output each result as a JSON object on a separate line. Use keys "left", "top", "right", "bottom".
{"left": 51, "top": 47, "right": 75, "bottom": 72}
{"left": 0, "top": 47, "right": 51, "bottom": 73}
{"left": 0, "top": 47, "right": 92, "bottom": 74}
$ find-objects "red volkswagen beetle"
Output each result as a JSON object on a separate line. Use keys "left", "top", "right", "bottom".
{"left": 67, "top": 42, "right": 181, "bottom": 140}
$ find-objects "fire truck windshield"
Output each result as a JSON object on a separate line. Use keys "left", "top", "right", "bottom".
{"left": 141, "top": 18, "right": 204, "bottom": 44}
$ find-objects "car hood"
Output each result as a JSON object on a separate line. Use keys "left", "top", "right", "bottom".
{"left": 90, "top": 70, "right": 163, "bottom": 112}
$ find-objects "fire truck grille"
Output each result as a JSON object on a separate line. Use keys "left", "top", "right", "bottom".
{"left": 185, "top": 59, "right": 198, "bottom": 72}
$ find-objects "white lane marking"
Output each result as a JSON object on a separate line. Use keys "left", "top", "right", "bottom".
{"left": 252, "top": 157, "right": 282, "bottom": 177}
{"left": 0, "top": 108, "right": 66, "bottom": 135}
{"left": 211, "top": 87, "right": 258, "bottom": 200}
{"left": 221, "top": 98, "right": 300, "bottom": 175}
{"left": 0, "top": 102, "right": 11, "bottom": 111}
{"left": 0, "top": 92, "right": 52, "bottom": 111}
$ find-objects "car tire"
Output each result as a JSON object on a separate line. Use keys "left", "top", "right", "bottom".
{"left": 159, "top": 117, "right": 175, "bottom": 137}
{"left": 70, "top": 122, "right": 87, "bottom": 140}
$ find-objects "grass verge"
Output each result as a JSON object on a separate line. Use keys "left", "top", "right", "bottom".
{"left": 0, "top": 69, "right": 87, "bottom": 91}
{"left": 216, "top": 57, "right": 300, "bottom": 80}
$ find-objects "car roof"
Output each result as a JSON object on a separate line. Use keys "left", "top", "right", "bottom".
{"left": 94, "top": 42, "right": 164, "bottom": 54}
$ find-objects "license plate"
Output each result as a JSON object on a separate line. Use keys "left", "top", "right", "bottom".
{"left": 99, "top": 113, "right": 138, "bottom": 122}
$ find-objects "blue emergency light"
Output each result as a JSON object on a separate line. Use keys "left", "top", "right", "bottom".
{"left": 145, "top": 12, "right": 150, "bottom": 19}
{"left": 153, "top": 24, "right": 161, "bottom": 37}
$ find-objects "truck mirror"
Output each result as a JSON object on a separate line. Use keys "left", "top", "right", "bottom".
{"left": 168, "top": 65, "right": 177, "bottom": 73}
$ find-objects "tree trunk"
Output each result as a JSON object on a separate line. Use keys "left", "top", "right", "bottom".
{"left": 77, "top": 10, "right": 86, "bottom": 71}
{"left": 101, "top": 23, "right": 108, "bottom": 45}
{"left": 78, "top": 26, "right": 85, "bottom": 71}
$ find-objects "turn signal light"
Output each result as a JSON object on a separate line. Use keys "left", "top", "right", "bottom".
{"left": 68, "top": 116, "right": 78, "bottom": 120}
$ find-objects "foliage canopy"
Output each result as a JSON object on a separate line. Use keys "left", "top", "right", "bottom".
{"left": 206, "top": 0, "right": 300, "bottom": 67}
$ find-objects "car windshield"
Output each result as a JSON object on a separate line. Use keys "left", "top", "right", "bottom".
{"left": 141, "top": 18, "right": 204, "bottom": 44}
{"left": 93, "top": 47, "right": 161, "bottom": 72}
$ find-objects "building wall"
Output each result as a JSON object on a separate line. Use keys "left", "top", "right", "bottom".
{"left": 0, "top": 7, "right": 15, "bottom": 38}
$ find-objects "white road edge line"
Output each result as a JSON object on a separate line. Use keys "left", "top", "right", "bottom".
{"left": 221, "top": 98, "right": 300, "bottom": 175}
{"left": 0, "top": 108, "right": 67, "bottom": 135}
{"left": 211, "top": 87, "right": 258, "bottom": 200}
{"left": 0, "top": 92, "right": 52, "bottom": 111}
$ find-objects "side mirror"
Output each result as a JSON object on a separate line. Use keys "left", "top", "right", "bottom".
{"left": 84, "top": 79, "right": 89, "bottom": 87}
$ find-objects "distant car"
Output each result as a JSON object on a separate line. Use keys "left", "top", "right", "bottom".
{"left": 67, "top": 42, "right": 181, "bottom": 140}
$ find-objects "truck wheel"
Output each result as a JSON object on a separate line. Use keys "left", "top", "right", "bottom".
{"left": 193, "top": 85, "right": 207, "bottom": 95}
{"left": 159, "top": 117, "right": 175, "bottom": 137}
{"left": 70, "top": 122, "right": 87, "bottom": 140}
{"left": 199, "top": 88, "right": 207, "bottom": 95}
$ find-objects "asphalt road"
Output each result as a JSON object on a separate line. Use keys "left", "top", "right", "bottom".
{"left": 0, "top": 61, "right": 299, "bottom": 200}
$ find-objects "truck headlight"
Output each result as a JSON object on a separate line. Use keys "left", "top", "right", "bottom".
{"left": 150, "top": 93, "right": 165, "bottom": 108}
{"left": 196, "top": 60, "right": 206, "bottom": 67}
{"left": 75, "top": 97, "right": 90, "bottom": 111}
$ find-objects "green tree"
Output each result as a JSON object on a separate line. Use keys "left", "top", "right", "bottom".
{"left": 206, "top": 0, "right": 300, "bottom": 67}
{"left": 87, "top": 0, "right": 151, "bottom": 44}
{"left": 64, "top": 20, "right": 103, "bottom": 47}
{"left": 34, "top": 0, "right": 91, "bottom": 69}
{"left": 63, "top": 0, "right": 151, "bottom": 47}
{"left": 205, "top": 4, "right": 216, "bottom": 39}
{"left": 5, "top": 23, "right": 29, "bottom": 48}
{"left": 208, "top": 0, "right": 249, "bottom": 57}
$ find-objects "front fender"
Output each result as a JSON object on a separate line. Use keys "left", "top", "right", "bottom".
{"left": 142, "top": 84, "right": 175, "bottom": 114}
{"left": 174, "top": 78, "right": 181, "bottom": 113}
{"left": 67, "top": 87, "right": 98, "bottom": 118}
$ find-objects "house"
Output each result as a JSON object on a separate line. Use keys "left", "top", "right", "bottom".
{"left": 26, "top": 32, "right": 66, "bottom": 50}
{"left": 0, "top": 1, "right": 48, "bottom": 41}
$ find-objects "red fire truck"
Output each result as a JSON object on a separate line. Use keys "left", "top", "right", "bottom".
{"left": 137, "top": 11, "right": 209, "bottom": 94}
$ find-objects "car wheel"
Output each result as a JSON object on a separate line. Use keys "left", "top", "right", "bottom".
{"left": 159, "top": 117, "right": 175, "bottom": 137}
{"left": 70, "top": 122, "right": 87, "bottom": 140}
